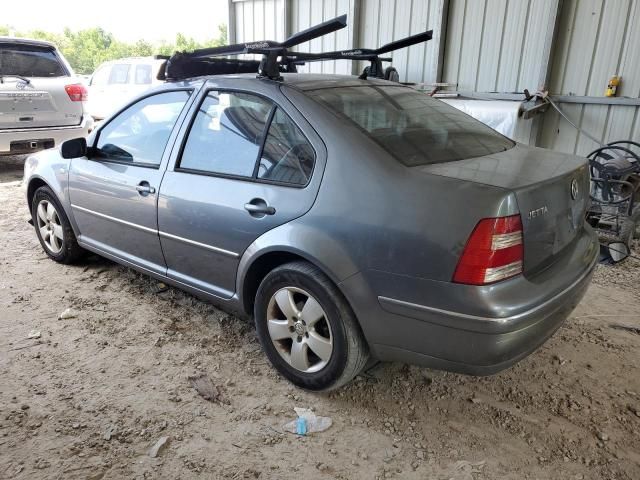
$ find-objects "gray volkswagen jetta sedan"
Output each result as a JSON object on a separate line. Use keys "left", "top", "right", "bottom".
{"left": 23, "top": 74, "right": 599, "bottom": 390}
{"left": 23, "top": 22, "right": 598, "bottom": 390}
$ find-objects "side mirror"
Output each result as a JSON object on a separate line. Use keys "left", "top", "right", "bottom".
{"left": 61, "top": 137, "right": 87, "bottom": 159}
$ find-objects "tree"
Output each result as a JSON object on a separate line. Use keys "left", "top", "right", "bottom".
{"left": 0, "top": 24, "right": 228, "bottom": 74}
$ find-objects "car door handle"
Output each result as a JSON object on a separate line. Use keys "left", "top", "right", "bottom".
{"left": 136, "top": 182, "right": 156, "bottom": 195}
{"left": 244, "top": 198, "right": 276, "bottom": 217}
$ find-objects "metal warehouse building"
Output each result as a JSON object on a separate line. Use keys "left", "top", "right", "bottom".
{"left": 227, "top": 0, "right": 640, "bottom": 154}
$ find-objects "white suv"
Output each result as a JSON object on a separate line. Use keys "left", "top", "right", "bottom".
{"left": 0, "top": 37, "right": 93, "bottom": 156}
{"left": 86, "top": 57, "right": 165, "bottom": 120}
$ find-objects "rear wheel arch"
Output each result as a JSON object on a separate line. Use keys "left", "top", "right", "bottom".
{"left": 240, "top": 249, "right": 351, "bottom": 318}
{"left": 241, "top": 251, "right": 310, "bottom": 316}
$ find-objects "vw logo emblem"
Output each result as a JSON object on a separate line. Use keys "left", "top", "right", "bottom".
{"left": 570, "top": 178, "right": 579, "bottom": 200}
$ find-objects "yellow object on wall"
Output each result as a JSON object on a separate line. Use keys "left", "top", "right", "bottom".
{"left": 605, "top": 75, "right": 620, "bottom": 97}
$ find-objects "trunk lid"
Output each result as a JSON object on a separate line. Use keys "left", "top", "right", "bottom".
{"left": 0, "top": 42, "right": 83, "bottom": 130}
{"left": 421, "top": 144, "right": 590, "bottom": 273}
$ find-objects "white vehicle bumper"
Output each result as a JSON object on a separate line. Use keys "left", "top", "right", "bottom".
{"left": 0, "top": 115, "right": 94, "bottom": 155}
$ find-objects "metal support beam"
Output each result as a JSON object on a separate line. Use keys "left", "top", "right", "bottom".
{"left": 283, "top": 0, "right": 291, "bottom": 39}
{"left": 349, "top": 0, "right": 362, "bottom": 76}
{"left": 529, "top": 0, "right": 563, "bottom": 146}
{"left": 227, "top": 0, "right": 237, "bottom": 44}
{"left": 550, "top": 95, "right": 640, "bottom": 107}
{"left": 435, "top": 0, "right": 450, "bottom": 83}
{"left": 433, "top": 91, "right": 640, "bottom": 107}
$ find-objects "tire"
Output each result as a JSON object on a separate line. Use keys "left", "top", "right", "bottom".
{"left": 254, "top": 261, "right": 369, "bottom": 391}
{"left": 31, "top": 186, "right": 84, "bottom": 264}
{"left": 620, "top": 207, "right": 640, "bottom": 243}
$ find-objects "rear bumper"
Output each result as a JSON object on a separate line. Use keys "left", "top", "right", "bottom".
{"left": 0, "top": 115, "right": 93, "bottom": 155}
{"left": 340, "top": 226, "right": 599, "bottom": 374}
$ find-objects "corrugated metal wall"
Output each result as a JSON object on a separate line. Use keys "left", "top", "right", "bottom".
{"left": 230, "top": 0, "right": 640, "bottom": 150}
{"left": 233, "top": 0, "right": 447, "bottom": 82}
{"left": 442, "top": 0, "right": 559, "bottom": 94}
{"left": 232, "top": 0, "right": 287, "bottom": 42}
{"left": 539, "top": 0, "right": 640, "bottom": 154}
{"left": 357, "top": 0, "right": 446, "bottom": 83}
{"left": 289, "top": 0, "right": 357, "bottom": 75}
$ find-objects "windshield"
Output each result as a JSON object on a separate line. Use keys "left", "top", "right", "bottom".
{"left": 308, "top": 85, "right": 515, "bottom": 166}
{"left": 0, "top": 44, "right": 67, "bottom": 78}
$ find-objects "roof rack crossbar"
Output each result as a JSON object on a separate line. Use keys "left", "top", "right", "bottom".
{"left": 160, "top": 19, "right": 432, "bottom": 82}
{"left": 163, "top": 15, "right": 347, "bottom": 80}
{"left": 339, "top": 30, "right": 433, "bottom": 79}
{"left": 285, "top": 30, "right": 433, "bottom": 79}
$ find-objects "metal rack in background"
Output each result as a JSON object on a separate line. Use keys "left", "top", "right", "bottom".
{"left": 586, "top": 141, "right": 640, "bottom": 263}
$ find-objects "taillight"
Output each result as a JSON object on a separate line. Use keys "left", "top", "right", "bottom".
{"left": 65, "top": 84, "right": 88, "bottom": 102}
{"left": 453, "top": 215, "right": 524, "bottom": 285}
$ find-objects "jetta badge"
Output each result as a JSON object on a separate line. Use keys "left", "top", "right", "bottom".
{"left": 528, "top": 206, "right": 548, "bottom": 219}
{"left": 570, "top": 178, "right": 579, "bottom": 200}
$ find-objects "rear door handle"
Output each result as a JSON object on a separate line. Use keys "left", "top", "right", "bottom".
{"left": 136, "top": 181, "right": 156, "bottom": 196}
{"left": 244, "top": 198, "right": 276, "bottom": 217}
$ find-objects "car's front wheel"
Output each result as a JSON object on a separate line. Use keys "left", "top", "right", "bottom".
{"left": 32, "top": 186, "right": 84, "bottom": 264}
{"left": 254, "top": 261, "right": 369, "bottom": 391}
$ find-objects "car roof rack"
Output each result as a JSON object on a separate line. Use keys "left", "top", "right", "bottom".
{"left": 161, "top": 15, "right": 347, "bottom": 81}
{"left": 159, "top": 15, "right": 433, "bottom": 82}
{"left": 293, "top": 30, "right": 433, "bottom": 80}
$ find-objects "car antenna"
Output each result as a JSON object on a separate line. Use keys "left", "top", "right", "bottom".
{"left": 161, "top": 15, "right": 348, "bottom": 81}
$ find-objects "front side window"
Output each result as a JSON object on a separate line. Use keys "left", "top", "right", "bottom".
{"left": 308, "top": 86, "right": 514, "bottom": 166}
{"left": 96, "top": 90, "right": 190, "bottom": 166}
{"left": 0, "top": 44, "right": 67, "bottom": 77}
{"left": 108, "top": 64, "right": 130, "bottom": 85}
{"left": 180, "top": 91, "right": 272, "bottom": 177}
{"left": 258, "top": 108, "right": 315, "bottom": 185}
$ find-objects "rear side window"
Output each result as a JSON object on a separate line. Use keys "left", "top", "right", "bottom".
{"left": 108, "top": 64, "right": 130, "bottom": 85}
{"left": 258, "top": 108, "right": 315, "bottom": 185}
{"left": 180, "top": 91, "right": 272, "bottom": 177}
{"left": 134, "top": 64, "right": 152, "bottom": 85}
{"left": 96, "top": 90, "right": 190, "bottom": 166}
{"left": 308, "top": 86, "right": 514, "bottom": 166}
{"left": 0, "top": 44, "right": 67, "bottom": 77}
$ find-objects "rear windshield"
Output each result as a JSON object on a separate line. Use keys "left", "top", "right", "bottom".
{"left": 0, "top": 44, "right": 67, "bottom": 77}
{"left": 308, "top": 85, "right": 514, "bottom": 166}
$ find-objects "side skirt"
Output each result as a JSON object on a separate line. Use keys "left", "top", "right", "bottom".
{"left": 76, "top": 239, "right": 248, "bottom": 320}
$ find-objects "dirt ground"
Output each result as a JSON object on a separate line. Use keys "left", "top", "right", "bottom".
{"left": 1, "top": 154, "right": 639, "bottom": 480}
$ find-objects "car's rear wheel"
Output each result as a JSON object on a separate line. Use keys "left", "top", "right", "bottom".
{"left": 254, "top": 261, "right": 369, "bottom": 391}
{"left": 32, "top": 186, "right": 84, "bottom": 264}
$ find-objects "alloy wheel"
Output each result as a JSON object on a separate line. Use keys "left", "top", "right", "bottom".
{"left": 266, "top": 286, "right": 333, "bottom": 373}
{"left": 36, "top": 200, "right": 64, "bottom": 254}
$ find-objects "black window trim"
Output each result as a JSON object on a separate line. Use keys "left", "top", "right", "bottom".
{"left": 91, "top": 88, "right": 194, "bottom": 170}
{"left": 174, "top": 88, "right": 316, "bottom": 189}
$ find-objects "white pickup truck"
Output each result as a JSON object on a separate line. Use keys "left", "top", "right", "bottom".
{"left": 0, "top": 37, "right": 93, "bottom": 156}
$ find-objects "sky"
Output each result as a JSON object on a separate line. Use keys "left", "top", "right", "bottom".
{"left": 2, "top": 0, "right": 229, "bottom": 43}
